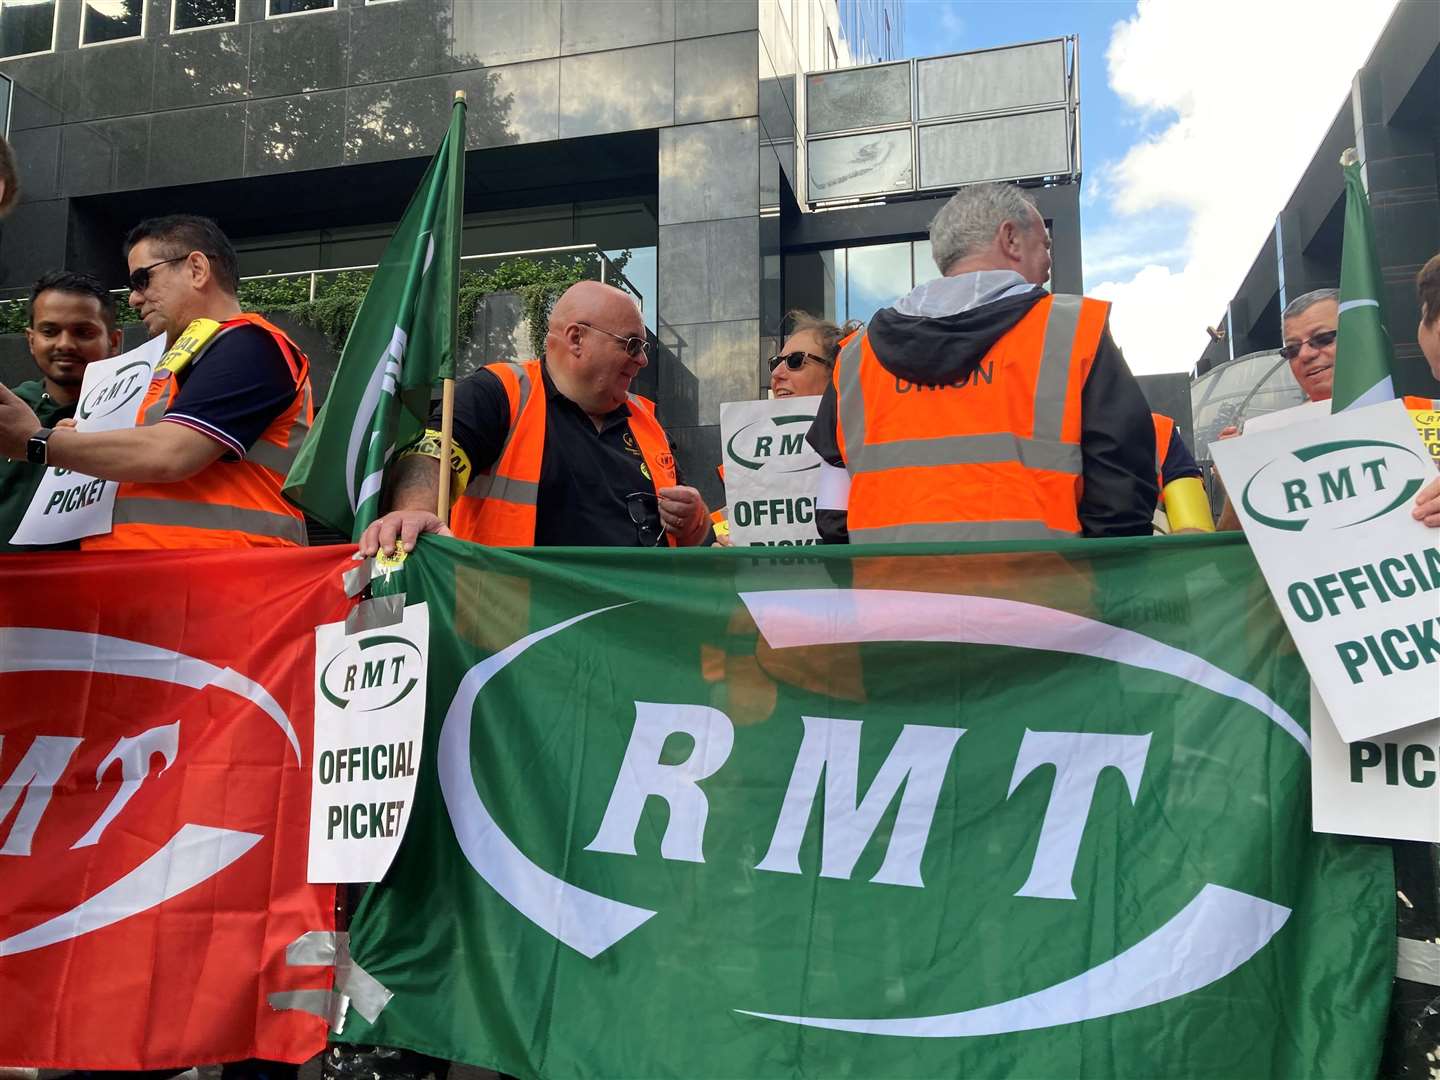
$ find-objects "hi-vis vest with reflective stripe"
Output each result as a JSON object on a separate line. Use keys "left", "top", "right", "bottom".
{"left": 834, "top": 293, "right": 1108, "bottom": 543}
{"left": 449, "top": 359, "right": 678, "bottom": 546}
{"left": 83, "top": 313, "right": 313, "bottom": 551}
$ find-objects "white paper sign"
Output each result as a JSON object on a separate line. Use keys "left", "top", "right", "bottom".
{"left": 1211, "top": 399, "right": 1440, "bottom": 742}
{"left": 1241, "top": 399, "right": 1330, "bottom": 436}
{"left": 719, "top": 396, "right": 822, "bottom": 546}
{"left": 308, "top": 601, "right": 429, "bottom": 883}
{"left": 9, "top": 335, "right": 164, "bottom": 546}
{"left": 1311, "top": 683, "right": 1439, "bottom": 842}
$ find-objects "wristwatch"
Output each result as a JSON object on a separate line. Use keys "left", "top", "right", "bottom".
{"left": 25, "top": 427, "right": 55, "bottom": 465}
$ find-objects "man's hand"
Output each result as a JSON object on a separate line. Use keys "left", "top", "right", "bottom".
{"left": 0, "top": 383, "right": 41, "bottom": 459}
{"left": 1414, "top": 475, "right": 1440, "bottom": 529}
{"left": 657, "top": 484, "right": 709, "bottom": 546}
{"left": 1217, "top": 425, "right": 1240, "bottom": 440}
{"left": 357, "top": 510, "right": 453, "bottom": 557}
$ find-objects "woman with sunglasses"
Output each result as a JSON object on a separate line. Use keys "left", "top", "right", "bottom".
{"left": 712, "top": 312, "right": 859, "bottom": 546}
{"left": 768, "top": 312, "right": 861, "bottom": 399}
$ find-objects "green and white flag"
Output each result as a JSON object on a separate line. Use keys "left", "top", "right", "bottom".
{"left": 1332, "top": 147, "right": 1396, "bottom": 412}
{"left": 343, "top": 538, "right": 1393, "bottom": 1079}
{"left": 283, "top": 97, "right": 466, "bottom": 540}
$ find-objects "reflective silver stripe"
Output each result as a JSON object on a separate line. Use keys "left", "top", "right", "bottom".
{"left": 850, "top": 519, "right": 1078, "bottom": 543}
{"left": 835, "top": 335, "right": 866, "bottom": 470}
{"left": 139, "top": 372, "right": 175, "bottom": 426}
{"left": 851, "top": 432, "right": 1082, "bottom": 474}
{"left": 475, "top": 474, "right": 540, "bottom": 506}
{"left": 815, "top": 461, "right": 851, "bottom": 511}
{"left": 247, "top": 437, "right": 302, "bottom": 474}
{"left": 110, "top": 497, "right": 308, "bottom": 543}
{"left": 1032, "top": 294, "right": 1084, "bottom": 442}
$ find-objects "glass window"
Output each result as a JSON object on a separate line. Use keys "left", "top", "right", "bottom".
{"left": 912, "top": 239, "right": 935, "bottom": 285}
{"left": 917, "top": 110, "right": 1070, "bottom": 189}
{"left": 807, "top": 129, "right": 911, "bottom": 202}
{"left": 845, "top": 242, "right": 911, "bottom": 325}
{"left": 81, "top": 0, "right": 142, "bottom": 45}
{"left": 267, "top": 0, "right": 334, "bottom": 16}
{"left": 806, "top": 62, "right": 910, "bottom": 136}
{"left": 0, "top": 0, "right": 56, "bottom": 58}
{"left": 173, "top": 0, "right": 237, "bottom": 31}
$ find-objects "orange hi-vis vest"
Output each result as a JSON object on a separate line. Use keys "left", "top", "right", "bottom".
{"left": 1152, "top": 412, "right": 1175, "bottom": 497}
{"left": 449, "top": 359, "right": 679, "bottom": 546}
{"left": 833, "top": 293, "right": 1109, "bottom": 543}
{"left": 83, "top": 313, "right": 313, "bottom": 551}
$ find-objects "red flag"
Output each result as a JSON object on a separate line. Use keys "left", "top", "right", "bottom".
{"left": 0, "top": 547, "right": 352, "bottom": 1068}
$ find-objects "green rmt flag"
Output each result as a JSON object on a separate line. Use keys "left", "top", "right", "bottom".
{"left": 1330, "top": 147, "right": 1396, "bottom": 411}
{"left": 284, "top": 95, "right": 466, "bottom": 539}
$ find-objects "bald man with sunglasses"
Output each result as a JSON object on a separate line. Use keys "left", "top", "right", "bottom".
{"left": 360, "top": 280, "right": 710, "bottom": 555}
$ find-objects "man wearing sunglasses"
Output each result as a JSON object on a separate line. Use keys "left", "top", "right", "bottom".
{"left": 806, "top": 181, "right": 1157, "bottom": 544}
{"left": 359, "top": 280, "right": 710, "bottom": 556}
{"left": 0, "top": 214, "right": 313, "bottom": 549}
{"left": 1215, "top": 287, "right": 1440, "bottom": 529}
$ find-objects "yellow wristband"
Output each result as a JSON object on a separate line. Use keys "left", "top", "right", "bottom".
{"left": 1161, "top": 476, "right": 1215, "bottom": 533}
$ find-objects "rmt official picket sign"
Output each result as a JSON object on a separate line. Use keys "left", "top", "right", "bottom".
{"left": 1212, "top": 398, "right": 1440, "bottom": 742}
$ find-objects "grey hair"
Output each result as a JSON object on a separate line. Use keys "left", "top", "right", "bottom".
{"left": 929, "top": 182, "right": 1040, "bottom": 274}
{"left": 1282, "top": 288, "right": 1339, "bottom": 322}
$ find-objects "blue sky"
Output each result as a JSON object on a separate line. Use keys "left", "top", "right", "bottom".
{"left": 898, "top": 0, "right": 1399, "bottom": 374}
{"left": 900, "top": 1, "right": 1184, "bottom": 282}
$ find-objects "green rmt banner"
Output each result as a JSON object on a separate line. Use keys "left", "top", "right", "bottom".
{"left": 283, "top": 97, "right": 466, "bottom": 541}
{"left": 343, "top": 538, "right": 1393, "bottom": 1079}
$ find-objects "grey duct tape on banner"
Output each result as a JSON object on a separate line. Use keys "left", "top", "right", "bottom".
{"left": 345, "top": 593, "right": 405, "bottom": 635}
{"left": 269, "top": 930, "right": 394, "bottom": 1032}
{"left": 1397, "top": 936, "right": 1440, "bottom": 987}
{"left": 342, "top": 559, "right": 374, "bottom": 598}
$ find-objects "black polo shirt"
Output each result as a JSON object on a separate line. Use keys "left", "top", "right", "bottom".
{"left": 441, "top": 365, "right": 683, "bottom": 547}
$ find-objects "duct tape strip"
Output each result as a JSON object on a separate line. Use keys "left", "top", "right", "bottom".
{"left": 270, "top": 929, "right": 394, "bottom": 1032}
{"left": 342, "top": 559, "right": 374, "bottom": 598}
{"left": 346, "top": 593, "right": 405, "bottom": 635}
{"left": 1397, "top": 936, "right": 1440, "bottom": 987}
{"left": 337, "top": 929, "right": 395, "bottom": 1023}
{"left": 287, "top": 929, "right": 337, "bottom": 965}
{"left": 267, "top": 988, "right": 341, "bottom": 1023}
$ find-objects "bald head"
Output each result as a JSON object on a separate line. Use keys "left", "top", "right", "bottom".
{"left": 548, "top": 280, "right": 640, "bottom": 334}
{"left": 545, "top": 280, "right": 649, "bottom": 420}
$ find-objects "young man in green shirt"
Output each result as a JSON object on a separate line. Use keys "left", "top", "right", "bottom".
{"left": 0, "top": 270, "right": 123, "bottom": 551}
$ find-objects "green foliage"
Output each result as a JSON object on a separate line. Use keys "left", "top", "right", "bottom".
{"left": 0, "top": 294, "right": 141, "bottom": 335}
{"left": 0, "top": 251, "right": 634, "bottom": 354}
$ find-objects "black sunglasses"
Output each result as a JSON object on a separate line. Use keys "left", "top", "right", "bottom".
{"left": 767, "top": 351, "right": 832, "bottom": 373}
{"left": 624, "top": 491, "right": 665, "bottom": 547}
{"left": 1278, "top": 329, "right": 1337, "bottom": 361}
{"left": 127, "top": 255, "right": 190, "bottom": 293}
{"left": 580, "top": 321, "right": 651, "bottom": 359}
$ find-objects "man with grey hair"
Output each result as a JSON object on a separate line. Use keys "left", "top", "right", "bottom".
{"left": 807, "top": 181, "right": 1156, "bottom": 543}
{"left": 1278, "top": 287, "right": 1339, "bottom": 402}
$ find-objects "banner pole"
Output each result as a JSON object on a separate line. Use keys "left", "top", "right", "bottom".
{"left": 436, "top": 377, "right": 456, "bottom": 524}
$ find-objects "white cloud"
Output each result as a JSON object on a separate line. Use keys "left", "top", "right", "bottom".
{"left": 1091, "top": 0, "right": 1396, "bottom": 375}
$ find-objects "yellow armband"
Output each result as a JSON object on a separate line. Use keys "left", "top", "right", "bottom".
{"left": 158, "top": 318, "right": 223, "bottom": 375}
{"left": 398, "top": 428, "right": 473, "bottom": 506}
{"left": 1160, "top": 476, "right": 1215, "bottom": 533}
